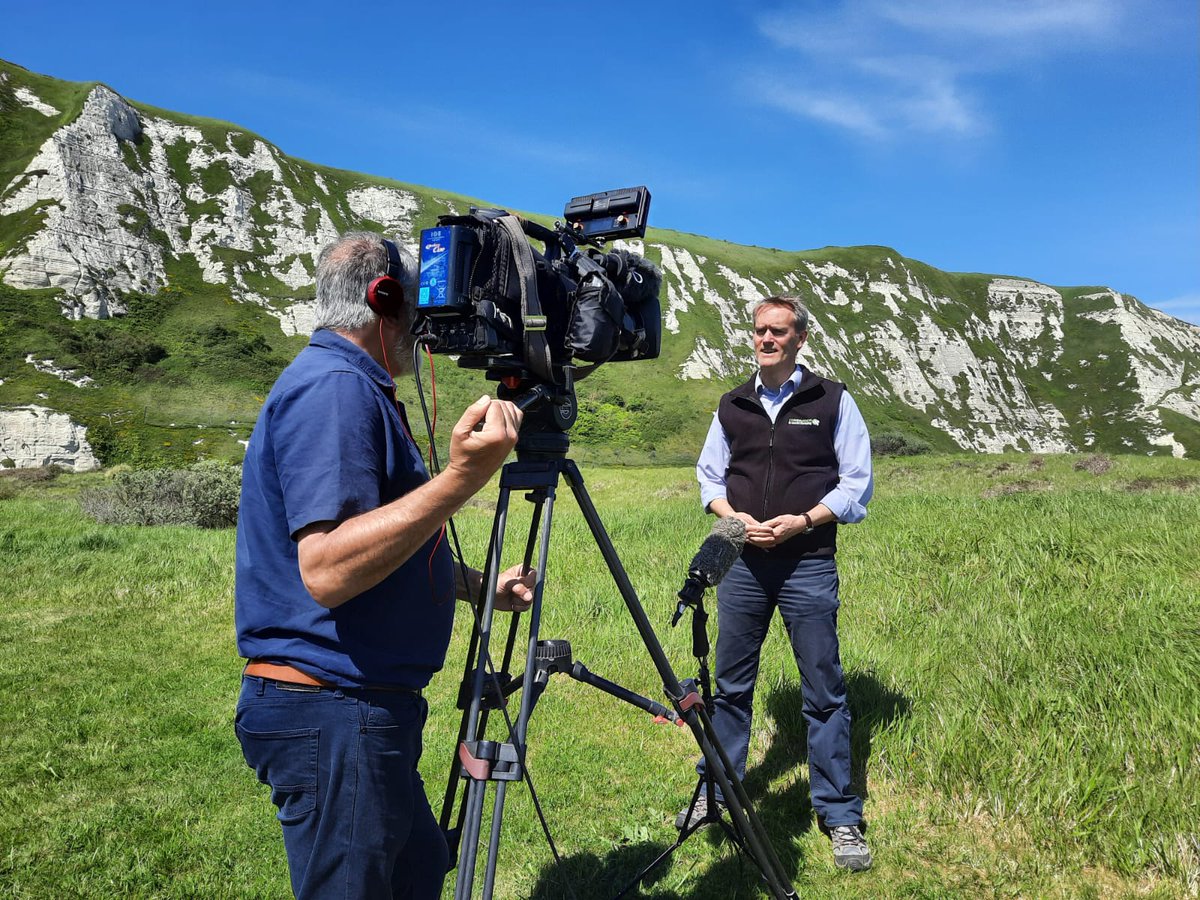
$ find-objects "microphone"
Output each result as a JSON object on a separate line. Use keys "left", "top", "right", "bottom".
{"left": 672, "top": 517, "right": 747, "bottom": 625}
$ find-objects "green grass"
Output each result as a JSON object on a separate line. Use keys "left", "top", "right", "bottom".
{"left": 2, "top": 454, "right": 1197, "bottom": 898}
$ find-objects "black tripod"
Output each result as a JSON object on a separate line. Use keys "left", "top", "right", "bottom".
{"left": 439, "top": 382, "right": 798, "bottom": 900}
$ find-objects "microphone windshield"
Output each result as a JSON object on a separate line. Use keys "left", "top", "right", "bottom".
{"left": 689, "top": 517, "right": 747, "bottom": 587}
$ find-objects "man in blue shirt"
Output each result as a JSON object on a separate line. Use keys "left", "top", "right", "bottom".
{"left": 681, "top": 295, "right": 875, "bottom": 871}
{"left": 235, "top": 232, "right": 534, "bottom": 899}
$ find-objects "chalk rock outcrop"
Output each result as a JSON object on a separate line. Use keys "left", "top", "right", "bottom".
{"left": 14, "top": 85, "right": 60, "bottom": 117}
{"left": 657, "top": 247, "right": 1200, "bottom": 453}
{"left": 0, "top": 84, "right": 350, "bottom": 319}
{"left": 0, "top": 86, "right": 156, "bottom": 317}
{"left": 0, "top": 405, "right": 100, "bottom": 471}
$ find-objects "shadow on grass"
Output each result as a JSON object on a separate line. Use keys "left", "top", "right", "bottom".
{"left": 527, "top": 828, "right": 799, "bottom": 899}
{"left": 756, "top": 668, "right": 912, "bottom": 819}
{"left": 528, "top": 669, "right": 910, "bottom": 897}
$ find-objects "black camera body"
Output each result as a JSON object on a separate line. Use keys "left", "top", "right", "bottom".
{"left": 412, "top": 187, "right": 661, "bottom": 386}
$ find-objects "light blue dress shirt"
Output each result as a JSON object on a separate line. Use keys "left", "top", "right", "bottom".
{"left": 695, "top": 365, "right": 874, "bottom": 523}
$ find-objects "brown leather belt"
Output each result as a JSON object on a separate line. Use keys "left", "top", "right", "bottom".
{"left": 244, "top": 660, "right": 333, "bottom": 687}
{"left": 243, "top": 660, "right": 420, "bottom": 694}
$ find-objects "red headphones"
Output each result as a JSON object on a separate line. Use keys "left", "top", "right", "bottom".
{"left": 366, "top": 238, "right": 406, "bottom": 319}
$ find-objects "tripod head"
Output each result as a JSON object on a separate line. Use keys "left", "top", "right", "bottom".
{"left": 492, "top": 369, "right": 578, "bottom": 461}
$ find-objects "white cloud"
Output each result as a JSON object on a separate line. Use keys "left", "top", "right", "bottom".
{"left": 750, "top": 0, "right": 1130, "bottom": 141}
{"left": 858, "top": 55, "right": 984, "bottom": 135}
{"left": 755, "top": 82, "right": 888, "bottom": 140}
{"left": 878, "top": 0, "right": 1119, "bottom": 40}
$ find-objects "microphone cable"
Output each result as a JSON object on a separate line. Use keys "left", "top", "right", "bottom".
{"left": 410, "top": 338, "right": 460, "bottom": 601}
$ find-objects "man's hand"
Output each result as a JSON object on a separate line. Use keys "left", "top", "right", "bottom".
{"left": 708, "top": 501, "right": 774, "bottom": 548}
{"left": 494, "top": 564, "right": 536, "bottom": 612}
{"left": 756, "top": 514, "right": 805, "bottom": 547}
{"left": 447, "top": 395, "right": 522, "bottom": 493}
{"left": 755, "top": 507, "right": 835, "bottom": 547}
{"left": 730, "top": 512, "right": 777, "bottom": 548}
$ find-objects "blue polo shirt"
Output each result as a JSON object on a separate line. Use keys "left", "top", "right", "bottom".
{"left": 235, "top": 328, "right": 456, "bottom": 689}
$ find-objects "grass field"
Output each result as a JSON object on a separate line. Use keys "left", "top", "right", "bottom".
{"left": 1, "top": 454, "right": 1198, "bottom": 898}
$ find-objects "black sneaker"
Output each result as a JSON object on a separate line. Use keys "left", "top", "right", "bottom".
{"left": 674, "top": 792, "right": 724, "bottom": 830}
{"left": 830, "top": 824, "right": 872, "bottom": 871}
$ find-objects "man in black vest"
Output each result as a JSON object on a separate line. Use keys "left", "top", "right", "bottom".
{"left": 681, "top": 295, "right": 875, "bottom": 871}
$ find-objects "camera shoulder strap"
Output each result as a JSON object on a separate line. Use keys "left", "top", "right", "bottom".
{"left": 496, "top": 214, "right": 554, "bottom": 383}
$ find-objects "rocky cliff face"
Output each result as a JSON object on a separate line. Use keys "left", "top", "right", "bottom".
{"left": 0, "top": 405, "right": 98, "bottom": 471}
{"left": 1, "top": 65, "right": 1198, "bottom": 467}
{"left": 655, "top": 247, "right": 1200, "bottom": 455}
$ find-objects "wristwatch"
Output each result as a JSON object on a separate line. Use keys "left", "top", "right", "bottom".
{"left": 801, "top": 513, "right": 815, "bottom": 534}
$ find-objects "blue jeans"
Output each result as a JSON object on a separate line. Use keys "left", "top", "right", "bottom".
{"left": 697, "top": 555, "right": 862, "bottom": 827}
{"left": 235, "top": 676, "right": 448, "bottom": 899}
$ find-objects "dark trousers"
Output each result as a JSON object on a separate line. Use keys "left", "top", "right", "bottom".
{"left": 235, "top": 676, "right": 448, "bottom": 899}
{"left": 697, "top": 554, "right": 862, "bottom": 827}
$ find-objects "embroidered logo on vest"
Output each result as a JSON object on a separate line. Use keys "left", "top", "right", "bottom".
{"left": 788, "top": 417, "right": 820, "bottom": 426}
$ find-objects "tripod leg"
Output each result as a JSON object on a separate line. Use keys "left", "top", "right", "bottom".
{"left": 442, "top": 508, "right": 506, "bottom": 840}
{"left": 461, "top": 485, "right": 513, "bottom": 742}
{"left": 454, "top": 776, "right": 488, "bottom": 899}
{"left": 482, "top": 779, "right": 509, "bottom": 898}
{"left": 445, "top": 499, "right": 544, "bottom": 857}
{"left": 479, "top": 480, "right": 559, "bottom": 897}
{"left": 449, "top": 460, "right": 566, "bottom": 900}
{"left": 452, "top": 482, "right": 514, "bottom": 899}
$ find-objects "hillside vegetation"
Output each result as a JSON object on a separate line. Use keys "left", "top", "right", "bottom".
{"left": 3, "top": 57, "right": 1199, "bottom": 468}
{"left": 1, "top": 454, "right": 1197, "bottom": 897}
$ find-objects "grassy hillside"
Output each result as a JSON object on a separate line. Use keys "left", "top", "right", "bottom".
{"left": 3, "top": 58, "right": 1197, "bottom": 465}
{"left": 1, "top": 454, "right": 1197, "bottom": 897}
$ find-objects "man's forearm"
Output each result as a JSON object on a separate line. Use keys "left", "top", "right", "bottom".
{"left": 707, "top": 497, "right": 736, "bottom": 518}
{"left": 297, "top": 468, "right": 481, "bottom": 608}
{"left": 455, "top": 564, "right": 484, "bottom": 603}
{"left": 805, "top": 503, "right": 837, "bottom": 528}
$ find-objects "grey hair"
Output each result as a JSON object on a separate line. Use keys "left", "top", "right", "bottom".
{"left": 751, "top": 295, "right": 809, "bottom": 333}
{"left": 313, "top": 231, "right": 419, "bottom": 332}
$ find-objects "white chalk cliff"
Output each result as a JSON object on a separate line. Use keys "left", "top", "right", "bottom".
{"left": 0, "top": 405, "right": 99, "bottom": 471}
{"left": 2, "top": 74, "right": 1198, "bottom": 465}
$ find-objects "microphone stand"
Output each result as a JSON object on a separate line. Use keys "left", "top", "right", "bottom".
{"left": 612, "top": 575, "right": 751, "bottom": 894}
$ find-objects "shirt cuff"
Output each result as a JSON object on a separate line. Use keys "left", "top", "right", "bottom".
{"left": 699, "top": 483, "right": 726, "bottom": 511}
{"left": 818, "top": 487, "right": 866, "bottom": 524}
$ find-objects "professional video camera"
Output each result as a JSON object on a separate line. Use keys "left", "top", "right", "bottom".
{"left": 412, "top": 187, "right": 661, "bottom": 387}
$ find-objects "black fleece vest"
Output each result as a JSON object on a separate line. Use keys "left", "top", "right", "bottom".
{"left": 717, "top": 369, "right": 844, "bottom": 560}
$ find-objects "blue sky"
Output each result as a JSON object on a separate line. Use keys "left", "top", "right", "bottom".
{"left": 3, "top": 0, "right": 1198, "bottom": 324}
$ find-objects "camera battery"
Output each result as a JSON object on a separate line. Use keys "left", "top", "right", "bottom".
{"left": 417, "top": 225, "right": 476, "bottom": 313}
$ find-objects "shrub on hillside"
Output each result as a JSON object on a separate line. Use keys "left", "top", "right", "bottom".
{"left": 872, "top": 431, "right": 932, "bottom": 457}
{"left": 79, "top": 461, "right": 241, "bottom": 528}
{"left": 181, "top": 323, "right": 288, "bottom": 389}
{"left": 51, "top": 320, "right": 168, "bottom": 381}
